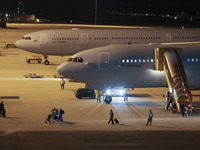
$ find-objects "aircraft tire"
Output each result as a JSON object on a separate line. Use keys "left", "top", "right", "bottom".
{"left": 44, "top": 60, "right": 49, "bottom": 65}
{"left": 104, "top": 95, "right": 112, "bottom": 104}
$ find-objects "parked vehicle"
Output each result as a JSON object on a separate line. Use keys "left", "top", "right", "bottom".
{"left": 75, "top": 88, "right": 96, "bottom": 99}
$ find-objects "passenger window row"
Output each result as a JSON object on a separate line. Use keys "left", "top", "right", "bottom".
{"left": 187, "top": 58, "right": 200, "bottom": 62}
{"left": 52, "top": 38, "right": 79, "bottom": 41}
{"left": 119, "top": 59, "right": 154, "bottom": 63}
{"left": 93, "top": 37, "right": 160, "bottom": 40}
{"left": 51, "top": 36, "right": 200, "bottom": 42}
{"left": 52, "top": 36, "right": 161, "bottom": 41}
{"left": 173, "top": 36, "right": 200, "bottom": 39}
{"left": 112, "top": 37, "right": 160, "bottom": 40}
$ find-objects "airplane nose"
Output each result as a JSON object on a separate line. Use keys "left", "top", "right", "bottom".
{"left": 57, "top": 62, "right": 68, "bottom": 75}
{"left": 15, "top": 40, "right": 21, "bottom": 48}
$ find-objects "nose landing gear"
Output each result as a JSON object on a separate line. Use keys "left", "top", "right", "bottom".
{"left": 43, "top": 55, "right": 49, "bottom": 65}
{"left": 104, "top": 95, "right": 112, "bottom": 104}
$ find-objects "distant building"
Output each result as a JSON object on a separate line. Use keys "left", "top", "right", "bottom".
{"left": 14, "top": 14, "right": 35, "bottom": 22}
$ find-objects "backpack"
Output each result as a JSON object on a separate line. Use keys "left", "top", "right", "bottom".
{"left": 61, "top": 109, "right": 65, "bottom": 114}
{"left": 149, "top": 112, "right": 153, "bottom": 118}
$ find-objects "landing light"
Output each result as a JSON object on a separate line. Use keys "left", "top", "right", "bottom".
{"left": 119, "top": 90, "right": 124, "bottom": 95}
{"left": 106, "top": 90, "right": 111, "bottom": 95}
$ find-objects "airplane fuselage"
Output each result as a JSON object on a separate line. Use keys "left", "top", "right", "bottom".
{"left": 16, "top": 28, "right": 200, "bottom": 55}
{"left": 57, "top": 44, "right": 200, "bottom": 90}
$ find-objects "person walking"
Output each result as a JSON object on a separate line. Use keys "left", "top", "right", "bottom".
{"left": 60, "top": 78, "right": 65, "bottom": 90}
{"left": 97, "top": 90, "right": 101, "bottom": 103}
{"left": 146, "top": 109, "right": 154, "bottom": 126}
{"left": 0, "top": 101, "right": 5, "bottom": 117}
{"left": 58, "top": 107, "right": 64, "bottom": 122}
{"left": 124, "top": 88, "right": 129, "bottom": 101}
{"left": 108, "top": 109, "right": 114, "bottom": 125}
{"left": 185, "top": 107, "right": 189, "bottom": 117}
{"left": 180, "top": 103, "right": 185, "bottom": 117}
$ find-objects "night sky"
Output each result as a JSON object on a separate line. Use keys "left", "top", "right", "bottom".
{"left": 1, "top": 0, "right": 200, "bottom": 22}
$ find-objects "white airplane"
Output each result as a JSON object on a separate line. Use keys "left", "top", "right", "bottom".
{"left": 15, "top": 28, "right": 200, "bottom": 65}
{"left": 56, "top": 43, "right": 200, "bottom": 113}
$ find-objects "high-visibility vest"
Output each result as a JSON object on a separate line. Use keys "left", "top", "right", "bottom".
{"left": 124, "top": 88, "right": 128, "bottom": 94}
{"left": 60, "top": 80, "right": 65, "bottom": 84}
{"left": 149, "top": 112, "right": 153, "bottom": 118}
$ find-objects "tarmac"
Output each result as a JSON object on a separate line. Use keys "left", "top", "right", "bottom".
{"left": 0, "top": 23, "right": 200, "bottom": 150}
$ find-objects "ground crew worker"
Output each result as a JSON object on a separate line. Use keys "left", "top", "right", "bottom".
{"left": 60, "top": 78, "right": 65, "bottom": 90}
{"left": 146, "top": 109, "right": 153, "bottom": 126}
{"left": 0, "top": 101, "right": 5, "bottom": 117}
{"left": 108, "top": 109, "right": 114, "bottom": 125}
{"left": 97, "top": 90, "right": 101, "bottom": 103}
{"left": 124, "top": 88, "right": 129, "bottom": 101}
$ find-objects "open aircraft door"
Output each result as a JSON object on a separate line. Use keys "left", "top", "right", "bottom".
{"left": 99, "top": 52, "right": 109, "bottom": 69}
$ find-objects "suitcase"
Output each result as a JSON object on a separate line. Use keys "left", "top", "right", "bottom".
{"left": 3, "top": 109, "right": 6, "bottom": 117}
{"left": 114, "top": 119, "right": 119, "bottom": 124}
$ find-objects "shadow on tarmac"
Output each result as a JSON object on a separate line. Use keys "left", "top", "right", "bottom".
{"left": 117, "top": 124, "right": 136, "bottom": 127}
{"left": 150, "top": 125, "right": 181, "bottom": 129}
{"left": 53, "top": 121, "right": 80, "bottom": 125}
{"left": 5, "top": 117, "right": 21, "bottom": 120}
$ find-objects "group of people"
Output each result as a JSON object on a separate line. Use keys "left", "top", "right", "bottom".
{"left": 59, "top": 79, "right": 188, "bottom": 125}
{"left": 108, "top": 109, "right": 154, "bottom": 126}
{"left": 45, "top": 107, "right": 65, "bottom": 124}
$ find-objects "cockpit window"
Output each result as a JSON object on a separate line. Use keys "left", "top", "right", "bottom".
{"left": 22, "top": 37, "right": 31, "bottom": 40}
{"left": 73, "top": 58, "right": 78, "bottom": 62}
{"left": 67, "top": 57, "right": 83, "bottom": 63}
{"left": 67, "top": 58, "right": 73, "bottom": 62}
{"left": 78, "top": 57, "right": 83, "bottom": 62}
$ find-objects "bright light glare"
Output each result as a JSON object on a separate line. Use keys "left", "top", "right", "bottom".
{"left": 119, "top": 90, "right": 124, "bottom": 95}
{"left": 106, "top": 90, "right": 111, "bottom": 95}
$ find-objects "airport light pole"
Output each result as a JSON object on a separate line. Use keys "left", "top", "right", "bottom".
{"left": 95, "top": 0, "right": 97, "bottom": 25}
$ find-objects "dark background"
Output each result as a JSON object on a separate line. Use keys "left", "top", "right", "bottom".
{"left": 1, "top": 0, "right": 200, "bottom": 26}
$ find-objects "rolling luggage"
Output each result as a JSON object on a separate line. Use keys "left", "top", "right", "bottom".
{"left": 3, "top": 109, "right": 6, "bottom": 117}
{"left": 114, "top": 119, "right": 119, "bottom": 124}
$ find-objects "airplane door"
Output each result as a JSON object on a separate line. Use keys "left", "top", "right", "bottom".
{"left": 40, "top": 33, "right": 47, "bottom": 52}
{"left": 166, "top": 34, "right": 171, "bottom": 43}
{"left": 81, "top": 33, "right": 88, "bottom": 44}
{"left": 99, "top": 52, "right": 109, "bottom": 69}
{"left": 40, "top": 33, "right": 47, "bottom": 44}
